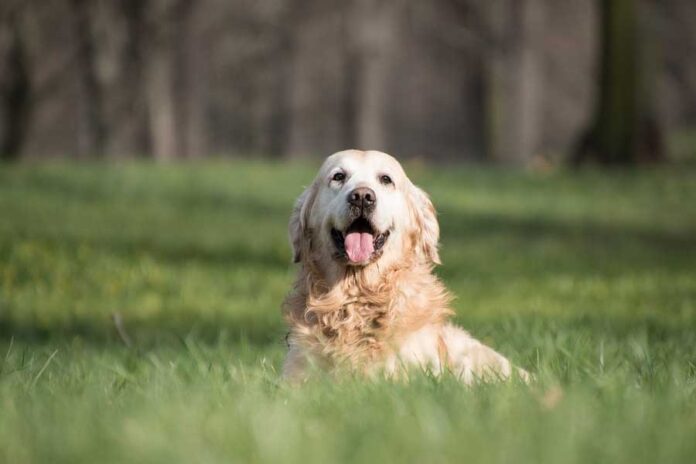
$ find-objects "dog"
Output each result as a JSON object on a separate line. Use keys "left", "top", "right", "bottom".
{"left": 282, "top": 150, "right": 529, "bottom": 383}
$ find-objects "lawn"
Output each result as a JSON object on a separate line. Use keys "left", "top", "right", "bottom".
{"left": 1, "top": 160, "right": 695, "bottom": 463}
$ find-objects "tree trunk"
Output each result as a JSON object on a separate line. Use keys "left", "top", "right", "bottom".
{"left": 573, "top": 0, "right": 664, "bottom": 165}
{"left": 144, "top": 0, "right": 178, "bottom": 161}
{"left": 70, "top": 0, "right": 107, "bottom": 158}
{"left": 0, "top": 8, "right": 31, "bottom": 161}
{"left": 173, "top": 0, "right": 207, "bottom": 159}
{"left": 483, "top": 0, "right": 543, "bottom": 166}
{"left": 119, "top": 0, "right": 149, "bottom": 157}
{"left": 269, "top": 24, "right": 294, "bottom": 158}
{"left": 352, "top": 0, "right": 397, "bottom": 151}
{"left": 146, "top": 48, "right": 178, "bottom": 161}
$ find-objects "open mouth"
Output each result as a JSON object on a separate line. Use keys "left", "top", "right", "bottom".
{"left": 331, "top": 217, "right": 390, "bottom": 264}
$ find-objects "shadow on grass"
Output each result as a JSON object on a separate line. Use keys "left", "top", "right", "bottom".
{"left": 2, "top": 311, "right": 695, "bottom": 367}
{"left": 10, "top": 232, "right": 292, "bottom": 271}
{"left": 439, "top": 207, "right": 696, "bottom": 253}
{"left": 0, "top": 313, "right": 288, "bottom": 350}
{"left": 2, "top": 195, "right": 695, "bottom": 350}
{"left": 7, "top": 166, "right": 293, "bottom": 218}
{"left": 7, "top": 168, "right": 695, "bottom": 271}
{"left": 7, "top": 204, "right": 694, "bottom": 274}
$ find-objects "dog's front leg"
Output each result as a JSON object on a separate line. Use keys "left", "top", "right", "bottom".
{"left": 439, "top": 325, "right": 530, "bottom": 384}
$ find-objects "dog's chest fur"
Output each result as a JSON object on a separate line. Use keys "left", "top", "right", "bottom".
{"left": 283, "top": 264, "right": 452, "bottom": 370}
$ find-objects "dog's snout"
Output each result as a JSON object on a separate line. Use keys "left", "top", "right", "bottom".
{"left": 348, "top": 187, "right": 376, "bottom": 211}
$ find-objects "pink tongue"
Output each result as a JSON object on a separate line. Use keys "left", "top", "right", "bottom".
{"left": 344, "top": 232, "right": 374, "bottom": 263}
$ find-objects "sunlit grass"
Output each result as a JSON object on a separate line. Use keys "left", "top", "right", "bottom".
{"left": 1, "top": 161, "right": 695, "bottom": 463}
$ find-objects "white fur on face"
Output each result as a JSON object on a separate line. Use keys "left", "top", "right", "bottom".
{"left": 311, "top": 151, "right": 412, "bottom": 261}
{"left": 313, "top": 150, "right": 408, "bottom": 230}
{"left": 289, "top": 150, "right": 440, "bottom": 267}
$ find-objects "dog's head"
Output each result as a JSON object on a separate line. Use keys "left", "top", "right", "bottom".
{"left": 289, "top": 150, "right": 440, "bottom": 270}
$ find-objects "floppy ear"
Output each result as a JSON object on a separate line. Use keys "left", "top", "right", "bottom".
{"left": 288, "top": 184, "right": 317, "bottom": 263}
{"left": 409, "top": 184, "right": 441, "bottom": 265}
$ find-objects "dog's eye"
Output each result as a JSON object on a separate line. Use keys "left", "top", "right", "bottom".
{"left": 379, "top": 175, "right": 393, "bottom": 185}
{"left": 332, "top": 172, "right": 346, "bottom": 182}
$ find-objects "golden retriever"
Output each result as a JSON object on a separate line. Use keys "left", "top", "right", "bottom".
{"left": 282, "top": 150, "right": 529, "bottom": 383}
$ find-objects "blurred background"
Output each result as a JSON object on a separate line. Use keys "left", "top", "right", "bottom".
{"left": 2, "top": 3, "right": 696, "bottom": 460}
{"left": 1, "top": 0, "right": 696, "bottom": 165}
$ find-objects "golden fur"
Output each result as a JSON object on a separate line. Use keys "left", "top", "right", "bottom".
{"left": 282, "top": 150, "right": 528, "bottom": 383}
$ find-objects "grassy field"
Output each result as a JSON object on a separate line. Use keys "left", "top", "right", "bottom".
{"left": 1, "top": 160, "right": 695, "bottom": 463}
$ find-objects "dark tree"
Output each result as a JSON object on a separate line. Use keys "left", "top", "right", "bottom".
{"left": 0, "top": 5, "right": 31, "bottom": 161}
{"left": 70, "top": 0, "right": 107, "bottom": 158}
{"left": 574, "top": 0, "right": 665, "bottom": 165}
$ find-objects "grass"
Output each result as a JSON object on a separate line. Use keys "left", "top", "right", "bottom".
{"left": 1, "top": 160, "right": 695, "bottom": 463}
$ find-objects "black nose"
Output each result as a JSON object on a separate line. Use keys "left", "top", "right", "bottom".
{"left": 348, "top": 187, "right": 376, "bottom": 211}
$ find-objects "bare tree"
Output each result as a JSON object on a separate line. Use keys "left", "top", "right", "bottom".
{"left": 173, "top": 0, "right": 208, "bottom": 158}
{"left": 0, "top": 2, "right": 31, "bottom": 161}
{"left": 2, "top": 0, "right": 693, "bottom": 162}
{"left": 143, "top": 0, "right": 179, "bottom": 161}
{"left": 117, "top": 0, "right": 149, "bottom": 157}
{"left": 351, "top": 0, "right": 399, "bottom": 151}
{"left": 482, "top": 0, "right": 544, "bottom": 165}
{"left": 69, "top": 0, "right": 107, "bottom": 158}
{"left": 573, "top": 0, "right": 664, "bottom": 165}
